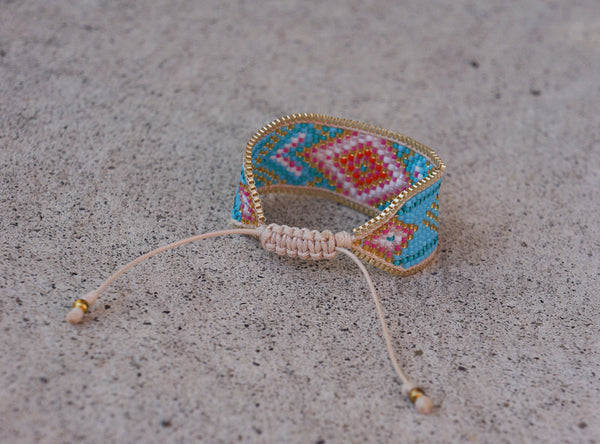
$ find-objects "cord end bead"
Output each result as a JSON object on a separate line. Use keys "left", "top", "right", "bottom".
{"left": 409, "top": 387, "right": 434, "bottom": 414}
{"left": 73, "top": 299, "right": 90, "bottom": 312}
{"left": 66, "top": 299, "right": 89, "bottom": 324}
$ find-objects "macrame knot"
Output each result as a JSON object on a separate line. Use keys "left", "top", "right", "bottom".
{"left": 258, "top": 223, "right": 353, "bottom": 260}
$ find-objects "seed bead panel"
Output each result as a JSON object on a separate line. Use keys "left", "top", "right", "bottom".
{"left": 232, "top": 122, "right": 434, "bottom": 224}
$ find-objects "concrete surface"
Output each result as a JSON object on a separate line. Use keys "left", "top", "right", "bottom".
{"left": 1, "top": 1, "right": 599, "bottom": 443}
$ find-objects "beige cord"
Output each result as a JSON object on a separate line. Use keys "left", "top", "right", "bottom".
{"left": 66, "top": 224, "right": 432, "bottom": 413}
{"left": 336, "top": 247, "right": 433, "bottom": 413}
{"left": 66, "top": 228, "right": 260, "bottom": 323}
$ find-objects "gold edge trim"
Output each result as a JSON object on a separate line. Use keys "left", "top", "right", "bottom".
{"left": 231, "top": 218, "right": 259, "bottom": 228}
{"left": 243, "top": 113, "right": 446, "bottom": 231}
{"left": 351, "top": 244, "right": 440, "bottom": 276}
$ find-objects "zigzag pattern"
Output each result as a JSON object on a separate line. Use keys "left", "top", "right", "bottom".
{"left": 358, "top": 180, "right": 440, "bottom": 269}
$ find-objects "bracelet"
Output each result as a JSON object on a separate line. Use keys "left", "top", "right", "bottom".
{"left": 232, "top": 113, "right": 445, "bottom": 274}
{"left": 67, "top": 113, "right": 445, "bottom": 414}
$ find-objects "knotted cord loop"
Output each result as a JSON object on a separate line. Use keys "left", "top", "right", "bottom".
{"left": 258, "top": 223, "right": 353, "bottom": 260}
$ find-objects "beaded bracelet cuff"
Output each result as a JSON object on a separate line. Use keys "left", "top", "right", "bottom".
{"left": 66, "top": 113, "right": 446, "bottom": 413}
{"left": 232, "top": 113, "right": 446, "bottom": 275}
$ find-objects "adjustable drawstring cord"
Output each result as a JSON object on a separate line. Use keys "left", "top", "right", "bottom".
{"left": 66, "top": 223, "right": 433, "bottom": 414}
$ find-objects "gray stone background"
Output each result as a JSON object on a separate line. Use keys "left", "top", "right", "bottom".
{"left": 1, "top": 1, "right": 599, "bottom": 443}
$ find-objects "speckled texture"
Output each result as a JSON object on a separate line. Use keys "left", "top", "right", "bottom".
{"left": 1, "top": 1, "right": 599, "bottom": 443}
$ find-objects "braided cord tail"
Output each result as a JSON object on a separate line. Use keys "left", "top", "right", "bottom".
{"left": 66, "top": 228, "right": 261, "bottom": 323}
{"left": 336, "top": 247, "right": 434, "bottom": 414}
